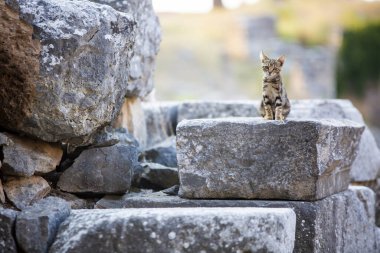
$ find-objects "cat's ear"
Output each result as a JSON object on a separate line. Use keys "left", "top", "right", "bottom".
{"left": 277, "top": 55, "right": 285, "bottom": 66}
{"left": 260, "top": 51, "right": 268, "bottom": 62}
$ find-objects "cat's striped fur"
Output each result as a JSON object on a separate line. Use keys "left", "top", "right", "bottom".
{"left": 259, "top": 51, "right": 291, "bottom": 120}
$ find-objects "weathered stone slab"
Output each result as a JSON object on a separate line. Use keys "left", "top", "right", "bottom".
{"left": 1, "top": 0, "right": 136, "bottom": 144}
{"left": 99, "top": 186, "right": 377, "bottom": 253}
{"left": 175, "top": 99, "right": 380, "bottom": 182}
{"left": 177, "top": 100, "right": 260, "bottom": 122}
{"left": 57, "top": 144, "right": 138, "bottom": 194}
{"left": 134, "top": 162, "right": 179, "bottom": 190}
{"left": 0, "top": 132, "right": 62, "bottom": 177}
{"left": 50, "top": 207, "right": 296, "bottom": 253}
{"left": 289, "top": 99, "right": 380, "bottom": 182}
{"left": 90, "top": 0, "right": 161, "bottom": 98}
{"left": 144, "top": 136, "right": 177, "bottom": 167}
{"left": 3, "top": 176, "right": 51, "bottom": 210}
{"left": 16, "top": 197, "right": 70, "bottom": 253}
{"left": 177, "top": 117, "right": 364, "bottom": 200}
{"left": 0, "top": 207, "right": 18, "bottom": 253}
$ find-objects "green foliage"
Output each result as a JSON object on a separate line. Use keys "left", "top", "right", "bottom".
{"left": 337, "top": 23, "right": 380, "bottom": 97}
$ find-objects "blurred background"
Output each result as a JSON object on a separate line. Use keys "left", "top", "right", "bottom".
{"left": 151, "top": 0, "right": 380, "bottom": 127}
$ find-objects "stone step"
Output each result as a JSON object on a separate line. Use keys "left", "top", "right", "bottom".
{"left": 50, "top": 207, "right": 296, "bottom": 253}
{"left": 95, "top": 186, "right": 378, "bottom": 253}
{"left": 177, "top": 117, "right": 364, "bottom": 201}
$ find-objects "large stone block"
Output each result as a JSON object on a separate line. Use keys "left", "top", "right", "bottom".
{"left": 57, "top": 144, "right": 138, "bottom": 194}
{"left": 89, "top": 0, "right": 161, "bottom": 98}
{"left": 101, "top": 186, "right": 378, "bottom": 253}
{"left": 50, "top": 207, "right": 296, "bottom": 253}
{"left": 177, "top": 118, "right": 364, "bottom": 200}
{"left": 0, "top": 0, "right": 137, "bottom": 144}
{"left": 16, "top": 197, "right": 70, "bottom": 253}
{"left": 0, "top": 132, "right": 62, "bottom": 177}
{"left": 289, "top": 99, "right": 380, "bottom": 182}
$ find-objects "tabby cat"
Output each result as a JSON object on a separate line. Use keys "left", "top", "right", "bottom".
{"left": 259, "top": 51, "right": 291, "bottom": 121}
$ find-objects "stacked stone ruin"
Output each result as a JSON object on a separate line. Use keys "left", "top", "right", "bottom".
{"left": 0, "top": 0, "right": 380, "bottom": 253}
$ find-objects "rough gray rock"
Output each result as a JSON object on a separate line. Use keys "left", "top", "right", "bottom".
{"left": 177, "top": 117, "right": 364, "bottom": 200}
{"left": 0, "top": 178, "right": 5, "bottom": 204}
{"left": 289, "top": 99, "right": 380, "bottom": 182}
{"left": 134, "top": 162, "right": 179, "bottom": 190}
{"left": 50, "top": 207, "right": 296, "bottom": 253}
{"left": 3, "top": 176, "right": 51, "bottom": 210}
{"left": 49, "top": 189, "right": 96, "bottom": 209}
{"left": 57, "top": 144, "right": 138, "bottom": 194}
{"left": 1, "top": 0, "right": 137, "bottom": 144}
{"left": 0, "top": 208, "right": 18, "bottom": 253}
{"left": 103, "top": 186, "right": 377, "bottom": 253}
{"left": 143, "top": 136, "right": 177, "bottom": 167}
{"left": 89, "top": 0, "right": 161, "bottom": 98}
{"left": 143, "top": 102, "right": 178, "bottom": 147}
{"left": 177, "top": 100, "right": 260, "bottom": 122}
{"left": 16, "top": 197, "right": 70, "bottom": 253}
{"left": 0, "top": 132, "right": 62, "bottom": 177}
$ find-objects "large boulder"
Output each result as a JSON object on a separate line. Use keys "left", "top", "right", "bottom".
{"left": 57, "top": 144, "right": 138, "bottom": 194}
{"left": 177, "top": 118, "right": 364, "bottom": 200}
{"left": 0, "top": 132, "right": 62, "bottom": 177}
{"left": 0, "top": 0, "right": 141, "bottom": 144}
{"left": 90, "top": 0, "right": 161, "bottom": 97}
{"left": 50, "top": 207, "right": 296, "bottom": 253}
{"left": 106, "top": 186, "right": 378, "bottom": 253}
{"left": 15, "top": 197, "right": 70, "bottom": 253}
{"left": 3, "top": 176, "right": 51, "bottom": 210}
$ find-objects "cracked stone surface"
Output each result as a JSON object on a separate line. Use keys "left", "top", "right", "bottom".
{"left": 177, "top": 117, "right": 364, "bottom": 200}
{"left": 90, "top": 0, "right": 161, "bottom": 98}
{"left": 57, "top": 144, "right": 138, "bottom": 194}
{"left": 50, "top": 207, "right": 296, "bottom": 253}
{"left": 0, "top": 0, "right": 140, "bottom": 145}
{"left": 98, "top": 186, "right": 378, "bottom": 253}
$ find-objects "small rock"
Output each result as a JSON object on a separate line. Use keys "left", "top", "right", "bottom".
{"left": 0, "top": 207, "right": 18, "bottom": 253}
{"left": 57, "top": 144, "right": 138, "bottom": 194}
{"left": 177, "top": 118, "right": 364, "bottom": 200}
{"left": 16, "top": 197, "right": 71, "bottom": 253}
{"left": 162, "top": 185, "right": 180, "bottom": 196}
{"left": 50, "top": 207, "right": 296, "bottom": 253}
{"left": 134, "top": 163, "right": 179, "bottom": 190}
{"left": 143, "top": 136, "right": 177, "bottom": 167}
{"left": 3, "top": 176, "right": 51, "bottom": 210}
{"left": 0, "top": 132, "right": 62, "bottom": 177}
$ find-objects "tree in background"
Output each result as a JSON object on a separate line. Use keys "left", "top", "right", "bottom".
{"left": 337, "top": 23, "right": 380, "bottom": 126}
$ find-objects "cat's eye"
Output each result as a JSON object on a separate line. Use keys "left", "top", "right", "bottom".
{"left": 262, "top": 66, "right": 269, "bottom": 71}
